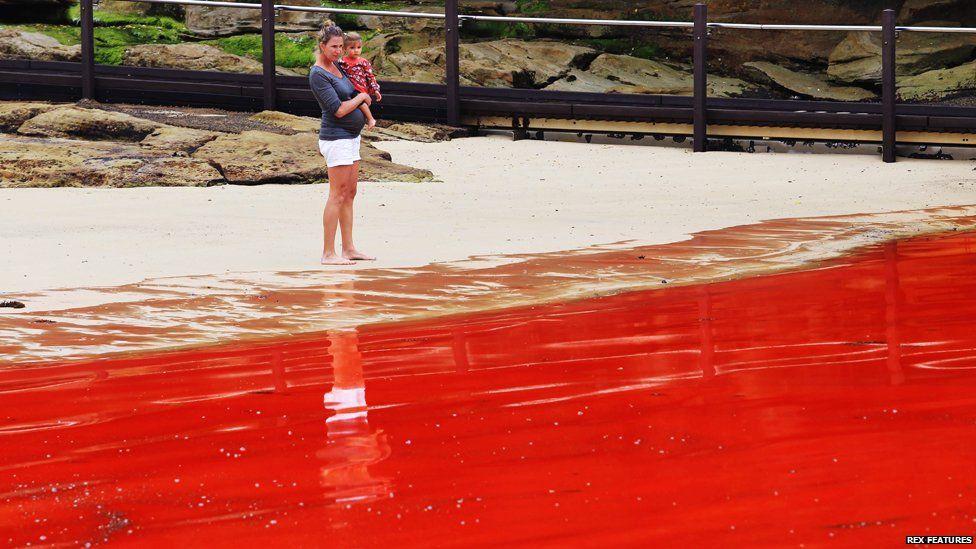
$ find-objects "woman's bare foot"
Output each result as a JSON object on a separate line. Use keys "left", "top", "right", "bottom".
{"left": 366, "top": 117, "right": 377, "bottom": 130}
{"left": 343, "top": 249, "right": 376, "bottom": 261}
{"left": 322, "top": 253, "right": 355, "bottom": 266}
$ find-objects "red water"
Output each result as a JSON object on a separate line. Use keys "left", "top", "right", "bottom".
{"left": 3, "top": 233, "right": 976, "bottom": 547}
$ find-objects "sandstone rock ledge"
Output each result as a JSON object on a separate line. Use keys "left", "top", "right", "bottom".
{"left": 0, "top": 101, "right": 437, "bottom": 188}
{"left": 0, "top": 28, "right": 80, "bottom": 62}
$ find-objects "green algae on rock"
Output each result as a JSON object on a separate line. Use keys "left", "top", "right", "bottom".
{"left": 897, "top": 61, "right": 976, "bottom": 102}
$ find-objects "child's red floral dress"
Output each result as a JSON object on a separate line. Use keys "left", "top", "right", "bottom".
{"left": 339, "top": 57, "right": 381, "bottom": 98}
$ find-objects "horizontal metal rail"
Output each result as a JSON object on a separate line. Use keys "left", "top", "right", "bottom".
{"left": 112, "top": 0, "right": 976, "bottom": 32}
{"left": 708, "top": 22, "right": 880, "bottom": 32}
{"left": 275, "top": 4, "right": 445, "bottom": 18}
{"left": 458, "top": 15, "right": 692, "bottom": 28}
{"left": 707, "top": 22, "right": 976, "bottom": 33}
{"left": 898, "top": 25, "right": 976, "bottom": 34}
{"left": 466, "top": 17, "right": 976, "bottom": 33}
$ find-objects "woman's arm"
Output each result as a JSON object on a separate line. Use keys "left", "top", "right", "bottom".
{"left": 310, "top": 71, "right": 370, "bottom": 118}
{"left": 334, "top": 93, "right": 371, "bottom": 118}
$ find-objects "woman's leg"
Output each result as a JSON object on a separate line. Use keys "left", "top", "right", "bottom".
{"left": 322, "top": 163, "right": 357, "bottom": 265}
{"left": 340, "top": 161, "right": 375, "bottom": 261}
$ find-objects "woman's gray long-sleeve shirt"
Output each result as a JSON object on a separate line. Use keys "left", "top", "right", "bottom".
{"left": 309, "top": 64, "right": 367, "bottom": 141}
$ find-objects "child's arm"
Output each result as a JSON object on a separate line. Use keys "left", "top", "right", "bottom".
{"left": 363, "top": 59, "right": 381, "bottom": 101}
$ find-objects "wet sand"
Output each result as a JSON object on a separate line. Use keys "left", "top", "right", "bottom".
{"left": 3, "top": 230, "right": 975, "bottom": 546}
{"left": 3, "top": 206, "right": 975, "bottom": 365}
{"left": 2, "top": 134, "right": 975, "bottom": 296}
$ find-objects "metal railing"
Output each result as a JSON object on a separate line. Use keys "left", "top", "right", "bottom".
{"left": 113, "top": 0, "right": 976, "bottom": 32}
{"left": 103, "top": 0, "right": 689, "bottom": 25}
{"left": 72, "top": 0, "right": 976, "bottom": 162}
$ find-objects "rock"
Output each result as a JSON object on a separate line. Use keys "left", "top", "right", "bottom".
{"left": 249, "top": 110, "right": 320, "bottom": 133}
{"left": 897, "top": 61, "right": 976, "bottom": 102}
{"left": 185, "top": 0, "right": 329, "bottom": 37}
{"left": 900, "top": 0, "right": 975, "bottom": 25}
{"left": 192, "top": 130, "right": 325, "bottom": 184}
{"left": 543, "top": 68, "right": 622, "bottom": 93}
{"left": 140, "top": 126, "right": 220, "bottom": 154}
{"left": 98, "top": 0, "right": 151, "bottom": 15}
{"left": 0, "top": 134, "right": 224, "bottom": 188}
{"left": 123, "top": 43, "right": 303, "bottom": 76}
{"left": 98, "top": 0, "right": 185, "bottom": 17}
{"left": 464, "top": 39, "right": 596, "bottom": 87}
{"left": 464, "top": 1, "right": 518, "bottom": 16}
{"left": 124, "top": 156, "right": 225, "bottom": 187}
{"left": 744, "top": 61, "right": 875, "bottom": 102}
{"left": 381, "top": 39, "right": 596, "bottom": 88}
{"left": 354, "top": 6, "right": 444, "bottom": 33}
{"left": 193, "top": 129, "right": 432, "bottom": 184}
{"left": 359, "top": 143, "right": 434, "bottom": 183}
{"left": 368, "top": 123, "right": 454, "bottom": 143}
{"left": 546, "top": 54, "right": 754, "bottom": 97}
{"left": 276, "top": 3, "right": 333, "bottom": 32}
{"left": 892, "top": 26, "right": 976, "bottom": 77}
{"left": 17, "top": 106, "right": 162, "bottom": 141}
{"left": 826, "top": 32, "right": 881, "bottom": 85}
{"left": 901, "top": 0, "right": 954, "bottom": 20}
{"left": 378, "top": 46, "right": 444, "bottom": 84}
{"left": 0, "top": 103, "right": 434, "bottom": 187}
{"left": 828, "top": 28, "right": 976, "bottom": 85}
{"left": 0, "top": 28, "right": 80, "bottom": 62}
{"left": 588, "top": 54, "right": 754, "bottom": 97}
{"left": 364, "top": 31, "right": 442, "bottom": 78}
{"left": 253, "top": 110, "right": 457, "bottom": 144}
{"left": 535, "top": 8, "right": 629, "bottom": 39}
{"left": 0, "top": 101, "right": 59, "bottom": 133}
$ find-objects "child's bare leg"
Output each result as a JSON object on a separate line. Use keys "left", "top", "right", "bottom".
{"left": 359, "top": 103, "right": 376, "bottom": 129}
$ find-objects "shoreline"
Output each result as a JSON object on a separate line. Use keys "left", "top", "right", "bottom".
{"left": 3, "top": 205, "right": 975, "bottom": 365}
{"left": 4, "top": 133, "right": 976, "bottom": 363}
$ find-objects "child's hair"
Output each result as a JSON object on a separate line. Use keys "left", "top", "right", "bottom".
{"left": 343, "top": 31, "right": 363, "bottom": 46}
{"left": 316, "top": 24, "right": 344, "bottom": 46}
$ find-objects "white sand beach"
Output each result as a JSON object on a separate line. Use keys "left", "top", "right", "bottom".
{"left": 2, "top": 134, "right": 975, "bottom": 294}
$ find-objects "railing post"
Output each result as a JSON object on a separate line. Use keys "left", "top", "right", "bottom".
{"left": 881, "top": 9, "right": 897, "bottom": 163}
{"left": 261, "top": 0, "right": 277, "bottom": 111}
{"left": 692, "top": 3, "right": 707, "bottom": 152}
{"left": 79, "top": 0, "right": 95, "bottom": 100}
{"left": 445, "top": 0, "right": 461, "bottom": 126}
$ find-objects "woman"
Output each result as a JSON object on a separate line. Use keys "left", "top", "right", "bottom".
{"left": 310, "top": 24, "right": 375, "bottom": 265}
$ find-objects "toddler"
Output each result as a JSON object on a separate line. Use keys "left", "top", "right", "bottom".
{"left": 340, "top": 32, "right": 382, "bottom": 130}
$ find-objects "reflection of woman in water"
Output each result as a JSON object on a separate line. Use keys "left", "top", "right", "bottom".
{"left": 318, "top": 330, "right": 391, "bottom": 504}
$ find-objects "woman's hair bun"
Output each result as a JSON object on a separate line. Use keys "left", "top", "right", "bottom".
{"left": 317, "top": 24, "right": 344, "bottom": 45}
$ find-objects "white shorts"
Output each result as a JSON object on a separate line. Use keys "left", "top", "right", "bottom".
{"left": 318, "top": 136, "right": 361, "bottom": 168}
